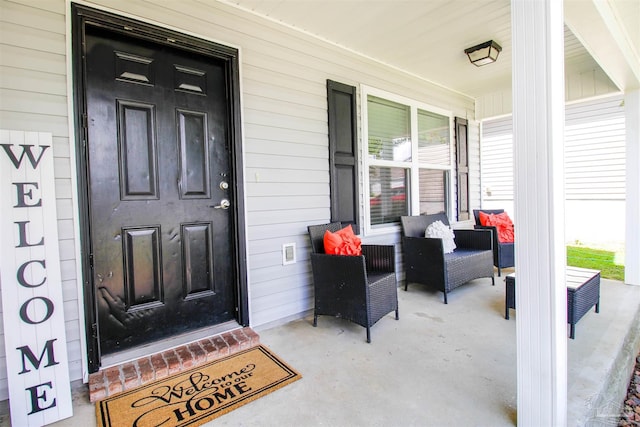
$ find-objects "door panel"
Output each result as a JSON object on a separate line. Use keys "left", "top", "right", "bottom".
{"left": 182, "top": 222, "right": 215, "bottom": 297}
{"left": 177, "top": 110, "right": 210, "bottom": 198}
{"left": 123, "top": 226, "right": 163, "bottom": 308}
{"left": 85, "top": 26, "right": 236, "bottom": 355}
{"left": 117, "top": 101, "right": 159, "bottom": 199}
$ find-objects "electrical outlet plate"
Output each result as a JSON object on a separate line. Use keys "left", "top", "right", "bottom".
{"left": 282, "top": 243, "right": 296, "bottom": 265}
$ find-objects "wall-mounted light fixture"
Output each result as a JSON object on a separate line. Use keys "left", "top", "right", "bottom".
{"left": 464, "top": 40, "right": 502, "bottom": 66}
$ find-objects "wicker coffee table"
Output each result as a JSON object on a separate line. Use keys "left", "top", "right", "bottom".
{"left": 505, "top": 266, "right": 600, "bottom": 339}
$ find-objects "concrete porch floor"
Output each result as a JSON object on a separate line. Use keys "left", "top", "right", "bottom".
{"left": 4, "top": 272, "right": 640, "bottom": 426}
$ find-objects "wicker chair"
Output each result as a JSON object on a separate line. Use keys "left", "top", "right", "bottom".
{"left": 400, "top": 213, "right": 495, "bottom": 304}
{"left": 307, "top": 222, "right": 399, "bottom": 343}
{"left": 472, "top": 209, "right": 515, "bottom": 276}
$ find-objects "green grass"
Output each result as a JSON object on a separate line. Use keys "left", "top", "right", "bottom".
{"left": 567, "top": 246, "right": 625, "bottom": 281}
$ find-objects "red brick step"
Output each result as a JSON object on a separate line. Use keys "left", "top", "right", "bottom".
{"left": 88, "top": 327, "right": 260, "bottom": 402}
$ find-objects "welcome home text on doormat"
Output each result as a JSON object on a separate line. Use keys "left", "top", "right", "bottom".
{"left": 96, "top": 344, "right": 301, "bottom": 427}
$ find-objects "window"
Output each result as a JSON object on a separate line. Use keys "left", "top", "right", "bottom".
{"left": 363, "top": 86, "right": 453, "bottom": 232}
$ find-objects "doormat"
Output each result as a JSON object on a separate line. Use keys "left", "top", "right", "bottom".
{"left": 96, "top": 345, "right": 301, "bottom": 427}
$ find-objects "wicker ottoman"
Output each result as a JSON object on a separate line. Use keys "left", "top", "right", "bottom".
{"left": 505, "top": 267, "right": 600, "bottom": 339}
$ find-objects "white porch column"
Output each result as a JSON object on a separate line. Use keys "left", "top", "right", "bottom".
{"left": 512, "top": 0, "right": 567, "bottom": 426}
{"left": 625, "top": 90, "right": 640, "bottom": 285}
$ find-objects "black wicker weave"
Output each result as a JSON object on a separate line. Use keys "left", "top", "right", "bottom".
{"left": 504, "top": 267, "right": 600, "bottom": 339}
{"left": 400, "top": 213, "right": 495, "bottom": 304}
{"left": 307, "top": 222, "right": 399, "bottom": 343}
{"left": 472, "top": 209, "right": 515, "bottom": 276}
{"left": 567, "top": 268, "right": 601, "bottom": 338}
{"left": 505, "top": 274, "right": 516, "bottom": 320}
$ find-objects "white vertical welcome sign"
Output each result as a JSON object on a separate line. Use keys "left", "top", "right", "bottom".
{"left": 0, "top": 130, "right": 72, "bottom": 425}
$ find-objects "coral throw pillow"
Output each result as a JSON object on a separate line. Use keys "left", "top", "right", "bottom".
{"left": 323, "top": 225, "right": 362, "bottom": 256}
{"left": 479, "top": 211, "right": 514, "bottom": 243}
{"left": 478, "top": 211, "right": 492, "bottom": 226}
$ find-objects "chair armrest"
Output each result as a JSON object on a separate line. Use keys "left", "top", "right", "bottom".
{"left": 310, "top": 253, "right": 368, "bottom": 286}
{"left": 401, "top": 236, "right": 444, "bottom": 266}
{"left": 474, "top": 224, "right": 496, "bottom": 232}
{"left": 362, "top": 244, "right": 395, "bottom": 273}
{"left": 474, "top": 225, "right": 499, "bottom": 250}
{"left": 453, "top": 229, "right": 492, "bottom": 251}
{"left": 310, "top": 253, "right": 368, "bottom": 311}
{"left": 401, "top": 236, "right": 445, "bottom": 284}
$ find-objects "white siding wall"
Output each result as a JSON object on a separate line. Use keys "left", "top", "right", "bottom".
{"left": 0, "top": 0, "right": 82, "bottom": 401}
{"left": 0, "top": 0, "right": 477, "bottom": 396}
{"left": 565, "top": 96, "right": 625, "bottom": 246}
{"left": 479, "top": 116, "right": 515, "bottom": 215}
{"left": 480, "top": 94, "right": 626, "bottom": 246}
{"left": 565, "top": 96, "right": 626, "bottom": 200}
{"left": 476, "top": 68, "right": 619, "bottom": 119}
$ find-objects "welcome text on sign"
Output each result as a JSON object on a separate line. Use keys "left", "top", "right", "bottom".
{"left": 0, "top": 130, "right": 72, "bottom": 426}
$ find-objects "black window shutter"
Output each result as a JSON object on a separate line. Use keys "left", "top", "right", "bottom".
{"left": 455, "top": 117, "right": 470, "bottom": 221}
{"left": 327, "top": 80, "right": 359, "bottom": 234}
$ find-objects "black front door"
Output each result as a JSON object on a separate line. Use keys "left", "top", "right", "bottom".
{"left": 84, "top": 25, "right": 237, "bottom": 355}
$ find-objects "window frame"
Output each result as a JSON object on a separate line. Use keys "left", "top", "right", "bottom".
{"left": 361, "top": 85, "right": 455, "bottom": 236}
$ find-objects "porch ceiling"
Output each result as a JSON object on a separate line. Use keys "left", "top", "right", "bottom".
{"left": 219, "top": 0, "right": 640, "bottom": 100}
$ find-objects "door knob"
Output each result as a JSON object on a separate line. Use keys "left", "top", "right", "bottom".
{"left": 211, "top": 199, "right": 230, "bottom": 209}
